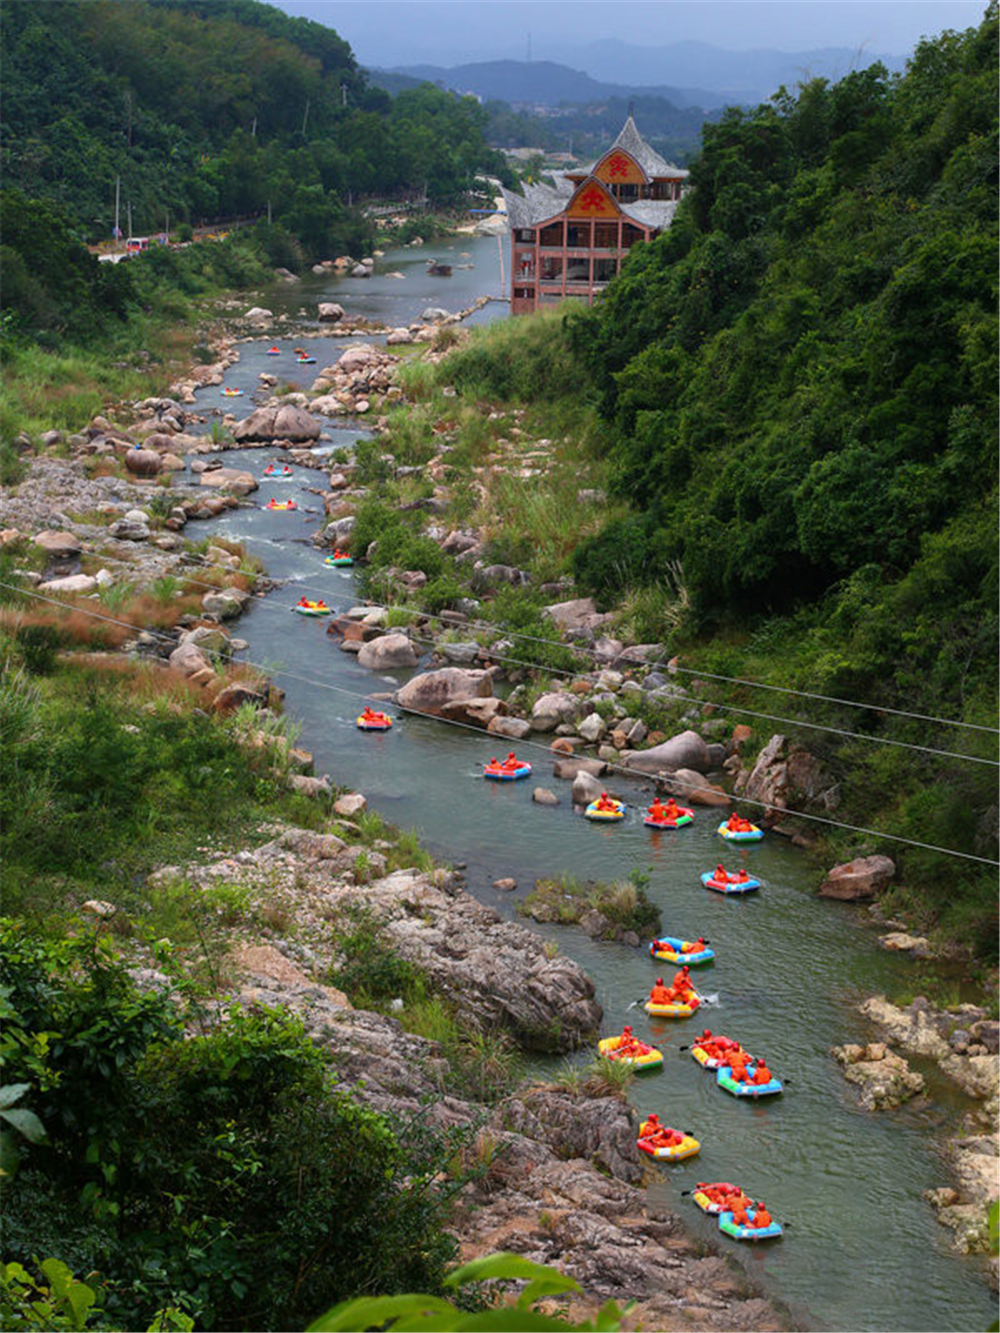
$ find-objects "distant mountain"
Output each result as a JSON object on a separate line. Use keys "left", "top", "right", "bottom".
{"left": 383, "top": 41, "right": 908, "bottom": 111}
{"left": 379, "top": 59, "right": 723, "bottom": 112}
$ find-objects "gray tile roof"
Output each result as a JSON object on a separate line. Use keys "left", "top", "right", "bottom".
{"left": 621, "top": 198, "right": 681, "bottom": 228}
{"left": 568, "top": 116, "right": 690, "bottom": 182}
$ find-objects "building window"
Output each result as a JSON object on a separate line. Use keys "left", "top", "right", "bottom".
{"left": 540, "top": 256, "right": 563, "bottom": 281}
{"left": 593, "top": 257, "right": 617, "bottom": 283}
{"left": 565, "top": 259, "right": 590, "bottom": 284}
{"left": 539, "top": 222, "right": 563, "bottom": 247}
{"left": 515, "top": 250, "right": 535, "bottom": 278}
{"left": 621, "top": 223, "right": 645, "bottom": 249}
{"left": 516, "top": 229, "right": 536, "bottom": 243}
{"left": 514, "top": 287, "right": 534, "bottom": 299}
{"left": 566, "top": 222, "right": 591, "bottom": 249}
{"left": 594, "top": 222, "right": 618, "bottom": 250}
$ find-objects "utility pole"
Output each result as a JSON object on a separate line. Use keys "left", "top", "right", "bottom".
{"left": 251, "top": 115, "right": 257, "bottom": 138}
{"left": 126, "top": 201, "right": 132, "bottom": 245}
{"left": 164, "top": 208, "right": 169, "bottom": 241}
{"left": 301, "top": 99, "right": 311, "bottom": 136}
{"left": 114, "top": 175, "right": 120, "bottom": 246}
{"left": 267, "top": 199, "right": 272, "bottom": 226}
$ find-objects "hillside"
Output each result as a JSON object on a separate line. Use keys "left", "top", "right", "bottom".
{"left": 0, "top": 0, "right": 505, "bottom": 241}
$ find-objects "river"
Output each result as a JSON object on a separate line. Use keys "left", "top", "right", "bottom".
{"left": 182, "top": 234, "right": 994, "bottom": 1332}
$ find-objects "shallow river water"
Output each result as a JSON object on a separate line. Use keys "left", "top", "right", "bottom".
{"left": 182, "top": 240, "right": 994, "bottom": 1331}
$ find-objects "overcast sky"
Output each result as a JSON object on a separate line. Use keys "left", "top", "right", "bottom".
{"left": 272, "top": 0, "right": 986, "bottom": 67}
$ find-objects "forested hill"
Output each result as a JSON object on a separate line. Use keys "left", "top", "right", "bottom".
{"left": 560, "top": 9, "right": 998, "bottom": 931}
{"left": 0, "top": 0, "right": 505, "bottom": 240}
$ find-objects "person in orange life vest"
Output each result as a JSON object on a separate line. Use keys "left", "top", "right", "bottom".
{"left": 727, "top": 1051, "right": 751, "bottom": 1082}
{"left": 682, "top": 937, "right": 707, "bottom": 954}
{"left": 643, "top": 1115, "right": 682, "bottom": 1147}
{"left": 502, "top": 751, "right": 519, "bottom": 770}
{"left": 595, "top": 791, "right": 618, "bottom": 811}
{"left": 714, "top": 863, "right": 730, "bottom": 882}
{"left": 750, "top": 1202, "right": 773, "bottom": 1229}
{"left": 736, "top": 868, "right": 750, "bottom": 881}
{"left": 649, "top": 977, "right": 672, "bottom": 1006}
{"left": 647, "top": 797, "right": 667, "bottom": 820}
{"left": 752, "top": 1058, "right": 773, "bottom": 1086}
{"left": 725, "top": 813, "right": 742, "bottom": 831}
{"left": 615, "top": 1024, "right": 638, "bottom": 1054}
{"left": 362, "top": 706, "right": 379, "bottom": 722}
{"left": 666, "top": 966, "right": 695, "bottom": 1002}
{"left": 730, "top": 1197, "right": 752, "bottom": 1227}
{"left": 663, "top": 797, "right": 680, "bottom": 819}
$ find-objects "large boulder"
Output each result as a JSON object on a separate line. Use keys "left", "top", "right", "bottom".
{"left": 336, "top": 343, "right": 381, "bottom": 373}
{"left": 819, "top": 855, "right": 895, "bottom": 901}
{"left": 661, "top": 767, "right": 730, "bottom": 806}
{"left": 317, "top": 303, "right": 344, "bottom": 322}
{"left": 233, "top": 404, "right": 321, "bottom": 443}
{"left": 572, "top": 770, "right": 605, "bottom": 805}
{"left": 439, "top": 697, "right": 506, "bottom": 728}
{"left": 33, "top": 530, "right": 82, "bottom": 557}
{"left": 736, "top": 733, "right": 839, "bottom": 815}
{"left": 420, "top": 307, "right": 449, "bottom": 322}
{"left": 396, "top": 667, "right": 492, "bottom": 717}
{"left": 357, "top": 633, "right": 419, "bottom": 671}
{"left": 108, "top": 517, "right": 150, "bottom": 541}
{"left": 199, "top": 468, "right": 258, "bottom": 495}
{"left": 858, "top": 995, "right": 950, "bottom": 1060}
{"left": 831, "top": 1042, "right": 925, "bottom": 1111}
{"left": 169, "top": 640, "right": 210, "bottom": 677}
{"left": 620, "top": 729, "right": 711, "bottom": 775}
{"left": 544, "top": 597, "right": 598, "bottom": 632}
{"left": 244, "top": 307, "right": 273, "bottom": 322}
{"left": 324, "top": 515, "right": 355, "bottom": 547}
{"left": 124, "top": 448, "right": 161, "bottom": 477}
{"left": 355, "top": 870, "right": 601, "bottom": 1050}
{"left": 202, "top": 589, "right": 248, "bottom": 620}
{"left": 530, "top": 692, "right": 580, "bottom": 732}
{"left": 487, "top": 715, "right": 532, "bottom": 740}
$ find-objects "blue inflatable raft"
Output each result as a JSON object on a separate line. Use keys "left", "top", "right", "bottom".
{"left": 716, "top": 1064, "right": 783, "bottom": 1098}
{"left": 718, "top": 1209, "right": 783, "bottom": 1242}
{"left": 700, "top": 871, "right": 760, "bottom": 895}
{"left": 649, "top": 936, "right": 715, "bottom": 966}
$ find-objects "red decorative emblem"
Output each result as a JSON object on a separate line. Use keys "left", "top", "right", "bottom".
{"left": 577, "top": 186, "right": 608, "bottom": 213}
{"left": 606, "top": 153, "right": 631, "bottom": 178}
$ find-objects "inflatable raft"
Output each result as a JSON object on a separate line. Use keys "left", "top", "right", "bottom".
{"left": 716, "top": 1064, "right": 783, "bottom": 1098}
{"left": 357, "top": 712, "right": 393, "bottom": 732}
{"left": 264, "top": 463, "right": 293, "bottom": 478}
{"left": 266, "top": 346, "right": 280, "bottom": 356}
{"left": 296, "top": 355, "right": 316, "bottom": 364}
{"left": 717, "top": 821, "right": 764, "bottom": 842}
{"left": 265, "top": 499, "right": 297, "bottom": 511}
{"left": 483, "top": 760, "right": 532, "bottom": 781}
{"left": 222, "top": 387, "right": 243, "bottom": 397}
{"left": 644, "top": 807, "right": 694, "bottom": 829}
{"left": 718, "top": 1209, "right": 783, "bottom": 1242}
{"left": 644, "top": 991, "right": 701, "bottom": 1018}
{"left": 691, "top": 1040, "right": 746, "bottom": 1071}
{"left": 637, "top": 1122, "right": 700, "bottom": 1161}
{"left": 585, "top": 799, "right": 625, "bottom": 822}
{"left": 649, "top": 937, "right": 714, "bottom": 965}
{"left": 692, "top": 1183, "right": 742, "bottom": 1215}
{"left": 293, "top": 601, "right": 330, "bottom": 617}
{"left": 598, "top": 1035, "right": 663, "bottom": 1071}
{"left": 701, "top": 870, "right": 760, "bottom": 894}
{"left": 324, "top": 552, "right": 353, "bottom": 567}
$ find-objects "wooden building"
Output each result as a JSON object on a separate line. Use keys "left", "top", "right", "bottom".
{"left": 501, "top": 116, "right": 688, "bottom": 315}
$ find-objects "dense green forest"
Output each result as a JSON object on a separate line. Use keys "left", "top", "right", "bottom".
{"left": 559, "top": 10, "right": 998, "bottom": 944}
{"left": 0, "top": 0, "right": 506, "bottom": 242}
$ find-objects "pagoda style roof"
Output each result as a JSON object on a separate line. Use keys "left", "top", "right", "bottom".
{"left": 569, "top": 116, "right": 690, "bottom": 182}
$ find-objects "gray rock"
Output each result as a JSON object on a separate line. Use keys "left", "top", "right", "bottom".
{"left": 552, "top": 757, "right": 606, "bottom": 780}
{"left": 532, "top": 787, "right": 560, "bottom": 806}
{"left": 325, "top": 515, "right": 356, "bottom": 546}
{"left": 545, "top": 597, "right": 597, "bottom": 632}
{"left": 420, "top": 307, "right": 449, "bottom": 322}
{"left": 440, "top": 641, "right": 480, "bottom": 665}
{"left": 396, "top": 667, "right": 492, "bottom": 717}
{"left": 168, "top": 640, "right": 210, "bottom": 677}
{"left": 124, "top": 448, "right": 161, "bottom": 477}
{"left": 108, "top": 518, "right": 151, "bottom": 541}
{"left": 530, "top": 691, "right": 580, "bottom": 733}
{"left": 33, "top": 530, "right": 82, "bottom": 557}
{"left": 233, "top": 404, "right": 321, "bottom": 443}
{"left": 487, "top": 716, "right": 532, "bottom": 741}
{"left": 201, "top": 589, "right": 247, "bottom": 620}
{"left": 820, "top": 855, "right": 896, "bottom": 901}
{"left": 200, "top": 468, "right": 258, "bottom": 496}
{"left": 182, "top": 625, "right": 228, "bottom": 654}
{"left": 578, "top": 712, "right": 606, "bottom": 743}
{"left": 317, "top": 303, "right": 344, "bottom": 322}
{"left": 357, "top": 633, "right": 419, "bottom": 671}
{"left": 38, "top": 573, "right": 97, "bottom": 594}
{"left": 620, "top": 729, "right": 711, "bottom": 774}
{"left": 572, "top": 770, "right": 604, "bottom": 805}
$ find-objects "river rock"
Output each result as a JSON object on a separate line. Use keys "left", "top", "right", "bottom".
{"left": 334, "top": 793, "right": 367, "bottom": 817}
{"left": 317, "top": 303, "right": 344, "bottom": 323}
{"left": 530, "top": 692, "right": 580, "bottom": 732}
{"left": 108, "top": 518, "right": 150, "bottom": 541}
{"left": 38, "top": 573, "right": 97, "bottom": 594}
{"left": 336, "top": 343, "right": 382, "bottom": 373}
{"left": 736, "top": 733, "right": 840, "bottom": 814}
{"left": 533, "top": 787, "right": 559, "bottom": 806}
{"left": 440, "top": 641, "right": 480, "bottom": 665}
{"left": 420, "top": 307, "right": 449, "bottom": 322}
{"left": 244, "top": 307, "right": 273, "bottom": 322}
{"left": 168, "top": 641, "right": 210, "bottom": 677}
{"left": 357, "top": 634, "right": 419, "bottom": 671}
{"left": 487, "top": 716, "right": 532, "bottom": 741}
{"left": 396, "top": 667, "right": 492, "bottom": 717}
{"left": 288, "top": 774, "right": 332, "bottom": 797}
{"left": 33, "top": 530, "right": 82, "bottom": 557}
{"left": 182, "top": 625, "right": 228, "bottom": 654}
{"left": 199, "top": 467, "right": 258, "bottom": 496}
{"left": 124, "top": 448, "right": 161, "bottom": 477}
{"left": 202, "top": 589, "right": 247, "bottom": 620}
{"left": 552, "top": 757, "right": 606, "bottom": 780}
{"left": 572, "top": 771, "right": 605, "bottom": 805}
{"left": 660, "top": 767, "right": 730, "bottom": 806}
{"left": 233, "top": 404, "right": 321, "bottom": 443}
{"left": 939, "top": 1053, "right": 1000, "bottom": 1100}
{"left": 439, "top": 697, "right": 505, "bottom": 728}
{"left": 819, "top": 855, "right": 895, "bottom": 901}
{"left": 578, "top": 712, "right": 606, "bottom": 743}
{"left": 348, "top": 869, "right": 601, "bottom": 1050}
{"left": 879, "top": 932, "right": 935, "bottom": 958}
{"left": 859, "top": 995, "right": 951, "bottom": 1059}
{"left": 325, "top": 516, "right": 356, "bottom": 546}
{"left": 620, "top": 729, "right": 711, "bottom": 774}
{"left": 831, "top": 1041, "right": 925, "bottom": 1110}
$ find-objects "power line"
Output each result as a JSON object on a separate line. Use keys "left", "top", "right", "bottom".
{"left": 81, "top": 550, "right": 999, "bottom": 768}
{"left": 4, "top": 579, "right": 997, "bottom": 868}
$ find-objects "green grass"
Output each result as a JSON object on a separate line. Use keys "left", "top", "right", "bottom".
{"left": 518, "top": 872, "right": 661, "bottom": 940}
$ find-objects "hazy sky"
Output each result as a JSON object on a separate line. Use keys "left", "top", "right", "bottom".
{"left": 272, "top": 0, "right": 986, "bottom": 66}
